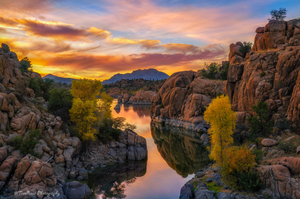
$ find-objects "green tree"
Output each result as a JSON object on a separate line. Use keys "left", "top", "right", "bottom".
{"left": 20, "top": 57, "right": 32, "bottom": 73}
{"left": 269, "top": 8, "right": 287, "bottom": 21}
{"left": 239, "top": 42, "right": 252, "bottom": 57}
{"left": 247, "top": 101, "right": 273, "bottom": 137}
{"left": 200, "top": 62, "right": 221, "bottom": 79}
{"left": 204, "top": 95, "right": 236, "bottom": 167}
{"left": 219, "top": 62, "right": 229, "bottom": 80}
{"left": 48, "top": 87, "right": 73, "bottom": 112}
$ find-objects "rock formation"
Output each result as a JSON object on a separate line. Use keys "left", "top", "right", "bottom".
{"left": 151, "top": 71, "right": 225, "bottom": 131}
{"left": 227, "top": 18, "right": 300, "bottom": 127}
{"left": 0, "top": 44, "right": 148, "bottom": 198}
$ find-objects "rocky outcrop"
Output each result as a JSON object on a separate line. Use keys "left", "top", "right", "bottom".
{"left": 151, "top": 71, "right": 225, "bottom": 131}
{"left": 80, "top": 130, "right": 147, "bottom": 171}
{"left": 257, "top": 164, "right": 300, "bottom": 199}
{"left": 127, "top": 90, "right": 156, "bottom": 104}
{"left": 227, "top": 18, "right": 300, "bottom": 125}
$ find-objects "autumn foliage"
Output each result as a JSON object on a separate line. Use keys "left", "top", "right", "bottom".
{"left": 69, "top": 79, "right": 103, "bottom": 141}
{"left": 204, "top": 95, "right": 236, "bottom": 167}
{"left": 223, "top": 146, "right": 255, "bottom": 175}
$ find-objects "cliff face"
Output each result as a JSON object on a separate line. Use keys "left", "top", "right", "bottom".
{"left": 227, "top": 18, "right": 300, "bottom": 126}
{"left": 151, "top": 71, "right": 225, "bottom": 131}
{"left": 151, "top": 18, "right": 300, "bottom": 130}
{"left": 0, "top": 44, "right": 148, "bottom": 198}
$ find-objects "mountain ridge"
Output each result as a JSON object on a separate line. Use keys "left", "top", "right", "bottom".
{"left": 102, "top": 68, "right": 169, "bottom": 84}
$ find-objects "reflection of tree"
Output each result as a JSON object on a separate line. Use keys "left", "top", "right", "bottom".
{"left": 151, "top": 124, "right": 211, "bottom": 177}
{"left": 88, "top": 160, "right": 147, "bottom": 198}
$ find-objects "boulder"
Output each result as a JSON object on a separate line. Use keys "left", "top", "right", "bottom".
{"left": 7, "top": 155, "right": 57, "bottom": 194}
{"left": 179, "top": 183, "right": 194, "bottom": 199}
{"left": 194, "top": 183, "right": 215, "bottom": 199}
{"left": 261, "top": 138, "right": 278, "bottom": 147}
{"left": 62, "top": 181, "right": 92, "bottom": 199}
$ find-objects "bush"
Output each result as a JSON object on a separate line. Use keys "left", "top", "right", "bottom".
{"left": 28, "top": 78, "right": 54, "bottom": 100}
{"left": 98, "top": 118, "right": 121, "bottom": 143}
{"left": 239, "top": 42, "right": 252, "bottom": 57}
{"left": 251, "top": 149, "right": 263, "bottom": 163}
{"left": 200, "top": 63, "right": 220, "bottom": 79}
{"left": 11, "top": 130, "right": 42, "bottom": 157}
{"left": 278, "top": 137, "right": 300, "bottom": 154}
{"left": 247, "top": 101, "right": 273, "bottom": 137}
{"left": 20, "top": 57, "right": 32, "bottom": 73}
{"left": 222, "top": 146, "right": 257, "bottom": 190}
{"left": 275, "top": 118, "right": 292, "bottom": 131}
{"left": 239, "top": 171, "right": 262, "bottom": 192}
{"left": 48, "top": 87, "right": 73, "bottom": 112}
{"left": 219, "top": 62, "right": 229, "bottom": 80}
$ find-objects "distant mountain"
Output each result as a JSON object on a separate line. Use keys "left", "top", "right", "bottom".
{"left": 102, "top": 69, "right": 169, "bottom": 84}
{"left": 43, "top": 74, "right": 75, "bottom": 84}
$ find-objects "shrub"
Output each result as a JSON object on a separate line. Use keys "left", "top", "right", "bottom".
{"left": 20, "top": 57, "right": 32, "bottom": 73}
{"left": 251, "top": 149, "right": 263, "bottom": 163}
{"left": 222, "top": 146, "right": 258, "bottom": 190}
{"left": 278, "top": 137, "right": 300, "bottom": 154}
{"left": 200, "top": 63, "right": 220, "bottom": 79}
{"left": 124, "top": 123, "right": 137, "bottom": 131}
{"left": 275, "top": 118, "right": 292, "bottom": 131}
{"left": 247, "top": 101, "right": 273, "bottom": 137}
{"left": 239, "top": 172, "right": 262, "bottom": 192}
{"left": 98, "top": 118, "right": 121, "bottom": 143}
{"left": 48, "top": 87, "right": 73, "bottom": 112}
{"left": 219, "top": 62, "right": 229, "bottom": 80}
{"left": 11, "top": 130, "right": 42, "bottom": 157}
{"left": 28, "top": 78, "right": 54, "bottom": 100}
{"left": 239, "top": 42, "right": 253, "bottom": 57}
{"left": 260, "top": 71, "right": 266, "bottom": 77}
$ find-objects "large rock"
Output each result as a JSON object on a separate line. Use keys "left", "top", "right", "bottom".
{"left": 7, "top": 154, "right": 57, "bottom": 195}
{"left": 62, "top": 181, "right": 92, "bottom": 199}
{"left": 257, "top": 165, "right": 300, "bottom": 199}
{"left": 194, "top": 183, "right": 215, "bottom": 199}
{"left": 151, "top": 71, "right": 225, "bottom": 131}
{"left": 128, "top": 90, "right": 157, "bottom": 104}
{"left": 261, "top": 138, "right": 278, "bottom": 147}
{"left": 179, "top": 183, "right": 194, "bottom": 199}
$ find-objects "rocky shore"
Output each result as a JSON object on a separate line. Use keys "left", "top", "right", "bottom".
{"left": 178, "top": 18, "right": 300, "bottom": 199}
{"left": 0, "top": 44, "right": 148, "bottom": 199}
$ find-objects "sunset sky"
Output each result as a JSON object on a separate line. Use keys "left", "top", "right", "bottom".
{"left": 0, "top": 0, "right": 299, "bottom": 81}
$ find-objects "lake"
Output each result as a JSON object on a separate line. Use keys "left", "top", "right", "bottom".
{"left": 89, "top": 102, "right": 210, "bottom": 199}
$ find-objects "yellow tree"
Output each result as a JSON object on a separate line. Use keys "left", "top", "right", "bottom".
{"left": 203, "top": 95, "right": 236, "bottom": 167}
{"left": 70, "top": 79, "right": 103, "bottom": 141}
{"left": 97, "top": 92, "right": 113, "bottom": 120}
{"left": 71, "top": 79, "right": 103, "bottom": 102}
{"left": 70, "top": 98, "right": 97, "bottom": 141}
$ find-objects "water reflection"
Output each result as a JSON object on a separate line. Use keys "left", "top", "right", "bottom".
{"left": 91, "top": 102, "right": 210, "bottom": 199}
{"left": 89, "top": 161, "right": 147, "bottom": 199}
{"left": 123, "top": 104, "right": 151, "bottom": 117}
{"left": 151, "top": 124, "right": 210, "bottom": 178}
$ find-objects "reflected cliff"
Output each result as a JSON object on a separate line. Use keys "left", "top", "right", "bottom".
{"left": 120, "top": 104, "right": 151, "bottom": 117}
{"left": 89, "top": 160, "right": 147, "bottom": 199}
{"left": 151, "top": 123, "right": 210, "bottom": 178}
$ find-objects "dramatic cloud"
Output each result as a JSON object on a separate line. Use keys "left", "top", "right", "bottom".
{"left": 43, "top": 44, "right": 226, "bottom": 72}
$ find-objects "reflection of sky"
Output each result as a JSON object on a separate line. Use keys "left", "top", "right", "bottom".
{"left": 100, "top": 101, "right": 195, "bottom": 199}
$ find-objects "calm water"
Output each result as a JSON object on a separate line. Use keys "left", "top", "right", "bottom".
{"left": 90, "top": 101, "right": 210, "bottom": 199}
